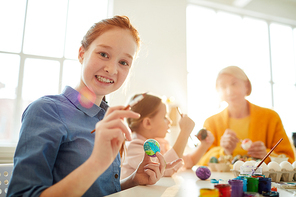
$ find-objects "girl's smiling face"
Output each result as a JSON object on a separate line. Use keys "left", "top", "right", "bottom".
{"left": 77, "top": 27, "right": 137, "bottom": 104}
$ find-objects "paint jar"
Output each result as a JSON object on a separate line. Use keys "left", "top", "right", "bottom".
{"left": 262, "top": 191, "right": 279, "bottom": 197}
{"left": 214, "top": 184, "right": 231, "bottom": 197}
{"left": 258, "top": 177, "right": 271, "bottom": 194}
{"left": 243, "top": 192, "right": 258, "bottom": 196}
{"left": 199, "top": 188, "right": 219, "bottom": 197}
{"left": 246, "top": 177, "right": 259, "bottom": 192}
{"left": 233, "top": 176, "right": 247, "bottom": 192}
{"left": 228, "top": 179, "right": 243, "bottom": 197}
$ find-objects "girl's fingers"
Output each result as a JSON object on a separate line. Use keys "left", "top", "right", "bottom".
{"left": 94, "top": 106, "right": 140, "bottom": 141}
{"left": 104, "top": 106, "right": 126, "bottom": 116}
{"left": 96, "top": 128, "right": 126, "bottom": 147}
{"left": 155, "top": 152, "right": 166, "bottom": 176}
{"left": 104, "top": 106, "right": 140, "bottom": 121}
{"left": 144, "top": 169, "right": 157, "bottom": 183}
{"left": 166, "top": 158, "right": 183, "bottom": 169}
{"left": 96, "top": 118, "right": 133, "bottom": 141}
{"left": 142, "top": 152, "right": 152, "bottom": 163}
{"left": 143, "top": 163, "right": 161, "bottom": 170}
{"left": 142, "top": 163, "right": 161, "bottom": 181}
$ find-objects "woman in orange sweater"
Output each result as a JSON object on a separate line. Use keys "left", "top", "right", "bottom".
{"left": 198, "top": 66, "right": 295, "bottom": 166}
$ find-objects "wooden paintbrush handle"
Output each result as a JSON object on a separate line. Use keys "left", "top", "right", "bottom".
{"left": 254, "top": 138, "right": 283, "bottom": 172}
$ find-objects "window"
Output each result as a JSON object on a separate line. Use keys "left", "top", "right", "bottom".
{"left": 0, "top": 0, "right": 108, "bottom": 146}
{"left": 186, "top": 4, "right": 296, "bottom": 142}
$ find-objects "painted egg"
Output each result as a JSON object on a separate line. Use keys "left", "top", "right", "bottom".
{"left": 209, "top": 156, "right": 218, "bottom": 163}
{"left": 196, "top": 166, "right": 211, "bottom": 180}
{"left": 241, "top": 139, "right": 252, "bottom": 150}
{"left": 143, "top": 139, "right": 160, "bottom": 157}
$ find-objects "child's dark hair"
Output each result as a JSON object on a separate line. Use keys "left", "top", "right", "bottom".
{"left": 127, "top": 94, "right": 162, "bottom": 132}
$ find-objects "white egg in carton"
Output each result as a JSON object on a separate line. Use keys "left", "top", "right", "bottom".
{"left": 231, "top": 160, "right": 296, "bottom": 182}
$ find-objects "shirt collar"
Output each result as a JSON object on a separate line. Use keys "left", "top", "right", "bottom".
{"left": 62, "top": 86, "right": 108, "bottom": 117}
{"left": 132, "top": 133, "right": 147, "bottom": 141}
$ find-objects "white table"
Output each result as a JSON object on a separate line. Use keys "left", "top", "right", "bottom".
{"left": 107, "top": 168, "right": 296, "bottom": 197}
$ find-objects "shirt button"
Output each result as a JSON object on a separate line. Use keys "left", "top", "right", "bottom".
{"left": 115, "top": 174, "right": 119, "bottom": 179}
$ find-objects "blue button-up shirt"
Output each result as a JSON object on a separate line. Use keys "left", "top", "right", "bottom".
{"left": 7, "top": 86, "right": 122, "bottom": 197}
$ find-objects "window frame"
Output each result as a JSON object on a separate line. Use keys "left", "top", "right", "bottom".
{"left": 186, "top": 1, "right": 296, "bottom": 146}
{"left": 0, "top": 0, "right": 109, "bottom": 163}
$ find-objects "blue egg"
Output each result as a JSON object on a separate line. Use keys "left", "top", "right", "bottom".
{"left": 143, "top": 139, "right": 160, "bottom": 157}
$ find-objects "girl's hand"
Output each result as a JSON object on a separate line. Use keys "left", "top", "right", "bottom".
{"left": 90, "top": 106, "right": 140, "bottom": 171}
{"left": 220, "top": 129, "right": 239, "bottom": 155}
{"left": 247, "top": 141, "right": 267, "bottom": 159}
{"left": 179, "top": 114, "right": 195, "bottom": 136}
{"left": 200, "top": 130, "right": 214, "bottom": 149}
{"left": 132, "top": 152, "right": 183, "bottom": 185}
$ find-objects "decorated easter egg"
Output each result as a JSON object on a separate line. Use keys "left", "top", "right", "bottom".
{"left": 241, "top": 139, "right": 252, "bottom": 150}
{"left": 209, "top": 156, "right": 218, "bottom": 163}
{"left": 196, "top": 128, "right": 208, "bottom": 140}
{"left": 143, "top": 139, "right": 160, "bottom": 157}
{"left": 196, "top": 166, "right": 211, "bottom": 180}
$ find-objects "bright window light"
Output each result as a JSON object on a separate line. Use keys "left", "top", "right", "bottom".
{"left": 187, "top": 4, "right": 296, "bottom": 140}
{"left": 62, "top": 60, "right": 81, "bottom": 89}
{"left": 0, "top": 0, "right": 108, "bottom": 145}
{"left": 0, "top": 0, "right": 26, "bottom": 53}
{"left": 0, "top": 53, "right": 20, "bottom": 99}
{"left": 22, "top": 58, "right": 60, "bottom": 101}
{"left": 23, "top": 0, "right": 68, "bottom": 57}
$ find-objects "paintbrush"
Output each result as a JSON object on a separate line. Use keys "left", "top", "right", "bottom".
{"left": 252, "top": 138, "right": 283, "bottom": 175}
{"left": 91, "top": 92, "right": 147, "bottom": 133}
{"left": 176, "top": 107, "right": 198, "bottom": 147}
{"left": 176, "top": 107, "right": 183, "bottom": 118}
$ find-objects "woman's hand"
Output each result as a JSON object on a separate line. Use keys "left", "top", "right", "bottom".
{"left": 220, "top": 129, "right": 239, "bottom": 155}
{"left": 131, "top": 152, "right": 183, "bottom": 186}
{"left": 247, "top": 141, "right": 267, "bottom": 159}
{"left": 90, "top": 106, "right": 140, "bottom": 171}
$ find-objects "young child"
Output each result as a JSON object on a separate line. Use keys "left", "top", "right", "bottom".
{"left": 7, "top": 16, "right": 182, "bottom": 197}
{"left": 121, "top": 93, "right": 214, "bottom": 179}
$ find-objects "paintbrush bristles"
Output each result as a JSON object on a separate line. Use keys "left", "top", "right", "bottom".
{"left": 129, "top": 93, "right": 146, "bottom": 107}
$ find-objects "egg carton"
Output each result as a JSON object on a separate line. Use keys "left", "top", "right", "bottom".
{"left": 279, "top": 170, "right": 296, "bottom": 182}
{"left": 231, "top": 169, "right": 296, "bottom": 182}
{"left": 208, "top": 163, "right": 231, "bottom": 172}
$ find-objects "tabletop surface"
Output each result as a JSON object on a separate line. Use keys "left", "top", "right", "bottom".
{"left": 107, "top": 167, "right": 296, "bottom": 197}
